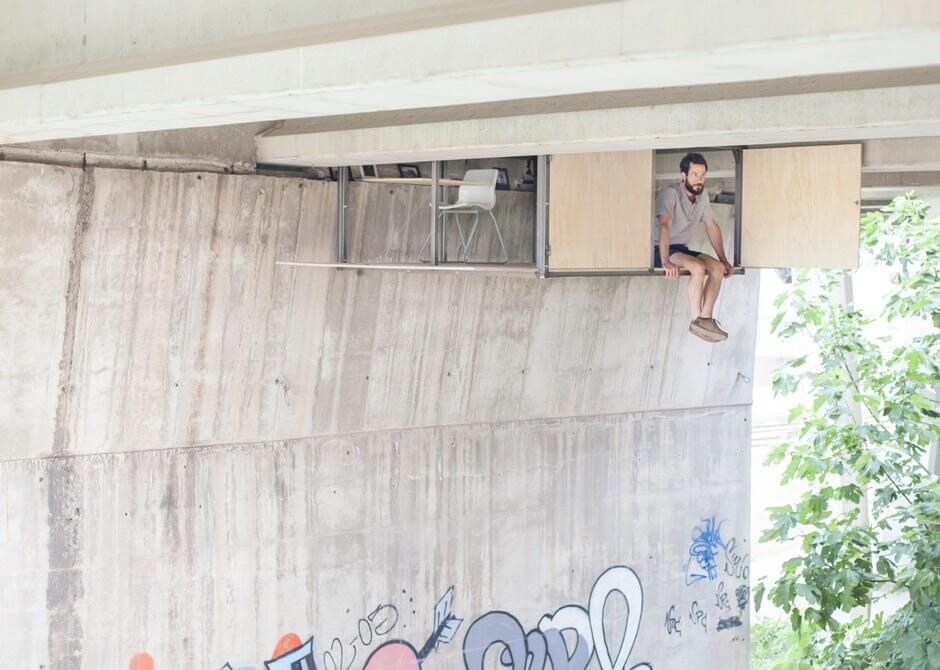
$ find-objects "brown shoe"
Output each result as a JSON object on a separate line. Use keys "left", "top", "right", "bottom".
{"left": 689, "top": 318, "right": 723, "bottom": 342}
{"left": 702, "top": 317, "right": 728, "bottom": 340}
{"left": 693, "top": 316, "right": 728, "bottom": 342}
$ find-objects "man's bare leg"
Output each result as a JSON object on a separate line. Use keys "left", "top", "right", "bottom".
{"left": 698, "top": 254, "right": 724, "bottom": 318}
{"left": 669, "top": 252, "right": 707, "bottom": 319}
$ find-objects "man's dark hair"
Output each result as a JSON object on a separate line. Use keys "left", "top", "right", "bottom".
{"left": 680, "top": 152, "right": 708, "bottom": 175}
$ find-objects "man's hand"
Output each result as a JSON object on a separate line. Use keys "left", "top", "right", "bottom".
{"left": 663, "top": 261, "right": 680, "bottom": 279}
{"left": 720, "top": 259, "right": 733, "bottom": 277}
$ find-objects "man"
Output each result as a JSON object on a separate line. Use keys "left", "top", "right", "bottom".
{"left": 653, "top": 152, "right": 733, "bottom": 342}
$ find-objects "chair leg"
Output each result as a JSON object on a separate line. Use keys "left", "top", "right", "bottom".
{"left": 454, "top": 213, "right": 471, "bottom": 262}
{"left": 418, "top": 228, "right": 432, "bottom": 262}
{"left": 488, "top": 210, "right": 509, "bottom": 263}
{"left": 462, "top": 212, "right": 481, "bottom": 262}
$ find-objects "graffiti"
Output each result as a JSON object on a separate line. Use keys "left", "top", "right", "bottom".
{"left": 714, "top": 582, "right": 731, "bottom": 614}
{"left": 207, "top": 592, "right": 456, "bottom": 670}
{"left": 363, "top": 588, "right": 462, "bottom": 669}
{"left": 722, "top": 537, "right": 750, "bottom": 582}
{"left": 265, "top": 637, "right": 317, "bottom": 670}
{"left": 664, "top": 605, "right": 682, "bottom": 638}
{"left": 129, "top": 653, "right": 154, "bottom": 670}
{"left": 670, "top": 515, "right": 750, "bottom": 644}
{"left": 130, "top": 568, "right": 656, "bottom": 668}
{"left": 132, "top": 600, "right": 401, "bottom": 669}
{"left": 684, "top": 517, "right": 726, "bottom": 585}
{"left": 688, "top": 601, "right": 707, "bottom": 632}
{"left": 716, "top": 616, "right": 742, "bottom": 632}
{"left": 322, "top": 604, "right": 400, "bottom": 670}
{"left": 735, "top": 585, "right": 750, "bottom": 612}
{"left": 462, "top": 565, "right": 652, "bottom": 670}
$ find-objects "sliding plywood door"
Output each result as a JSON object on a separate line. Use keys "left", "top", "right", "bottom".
{"left": 549, "top": 151, "right": 654, "bottom": 270}
{"left": 741, "top": 144, "right": 861, "bottom": 269}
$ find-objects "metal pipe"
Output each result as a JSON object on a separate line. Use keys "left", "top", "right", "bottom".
{"left": 0, "top": 146, "right": 251, "bottom": 174}
{"left": 276, "top": 260, "right": 537, "bottom": 275}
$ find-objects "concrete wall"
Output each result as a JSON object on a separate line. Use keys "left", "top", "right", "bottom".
{"left": 0, "top": 160, "right": 758, "bottom": 669}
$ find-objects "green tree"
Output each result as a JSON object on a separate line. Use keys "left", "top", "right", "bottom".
{"left": 755, "top": 194, "right": 940, "bottom": 669}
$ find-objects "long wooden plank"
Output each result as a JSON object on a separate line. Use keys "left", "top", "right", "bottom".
{"left": 549, "top": 151, "right": 654, "bottom": 270}
{"left": 741, "top": 144, "right": 861, "bottom": 269}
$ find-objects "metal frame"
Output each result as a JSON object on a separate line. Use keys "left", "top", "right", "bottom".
{"left": 440, "top": 160, "right": 448, "bottom": 262}
{"left": 547, "top": 267, "right": 747, "bottom": 278}
{"left": 430, "top": 161, "right": 441, "bottom": 265}
{"left": 310, "top": 147, "right": 759, "bottom": 278}
{"left": 733, "top": 148, "right": 743, "bottom": 268}
{"left": 336, "top": 166, "right": 348, "bottom": 263}
{"left": 535, "top": 154, "right": 548, "bottom": 278}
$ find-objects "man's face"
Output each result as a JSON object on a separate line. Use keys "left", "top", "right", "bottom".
{"left": 682, "top": 162, "right": 707, "bottom": 196}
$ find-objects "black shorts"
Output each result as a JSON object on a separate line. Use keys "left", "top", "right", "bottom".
{"left": 653, "top": 244, "right": 701, "bottom": 268}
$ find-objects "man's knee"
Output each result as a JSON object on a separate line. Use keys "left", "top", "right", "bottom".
{"left": 687, "top": 260, "right": 706, "bottom": 278}
{"left": 702, "top": 257, "right": 724, "bottom": 277}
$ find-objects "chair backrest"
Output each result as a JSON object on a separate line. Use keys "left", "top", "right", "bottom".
{"left": 455, "top": 169, "right": 498, "bottom": 209}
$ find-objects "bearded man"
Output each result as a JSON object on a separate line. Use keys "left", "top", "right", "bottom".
{"left": 653, "top": 152, "right": 733, "bottom": 342}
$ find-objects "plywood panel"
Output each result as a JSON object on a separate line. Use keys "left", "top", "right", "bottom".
{"left": 742, "top": 144, "right": 861, "bottom": 269}
{"left": 549, "top": 151, "right": 653, "bottom": 269}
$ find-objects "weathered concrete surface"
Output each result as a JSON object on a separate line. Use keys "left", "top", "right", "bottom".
{"left": 3, "top": 1, "right": 940, "bottom": 143}
{"left": 5, "top": 409, "right": 751, "bottom": 668}
{"left": 0, "top": 161, "right": 757, "bottom": 668}
{"left": 1, "top": 164, "right": 755, "bottom": 462}
{"left": 1, "top": 0, "right": 599, "bottom": 86}
{"left": 0, "top": 162, "right": 81, "bottom": 454}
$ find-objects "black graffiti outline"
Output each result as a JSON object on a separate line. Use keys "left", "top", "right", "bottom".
{"left": 264, "top": 636, "right": 317, "bottom": 670}
{"left": 735, "top": 584, "right": 750, "bottom": 612}
{"left": 689, "top": 601, "right": 707, "bottom": 633}
{"left": 664, "top": 605, "right": 682, "bottom": 638}
{"left": 461, "top": 565, "right": 652, "bottom": 670}
{"left": 322, "top": 604, "right": 399, "bottom": 670}
{"left": 714, "top": 582, "right": 731, "bottom": 613}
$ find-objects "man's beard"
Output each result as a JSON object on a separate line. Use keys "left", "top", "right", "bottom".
{"left": 684, "top": 180, "right": 704, "bottom": 196}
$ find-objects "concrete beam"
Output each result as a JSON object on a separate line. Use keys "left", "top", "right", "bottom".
{"left": 654, "top": 138, "right": 940, "bottom": 180}
{"left": 1, "top": 0, "right": 600, "bottom": 87}
{"left": 861, "top": 137, "right": 940, "bottom": 172}
{"left": 256, "top": 84, "right": 940, "bottom": 165}
{"left": 2, "top": 1, "right": 940, "bottom": 143}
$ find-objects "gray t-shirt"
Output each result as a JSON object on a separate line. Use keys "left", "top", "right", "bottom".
{"left": 651, "top": 183, "right": 713, "bottom": 245}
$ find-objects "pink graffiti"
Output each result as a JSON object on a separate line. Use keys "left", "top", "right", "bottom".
{"left": 363, "top": 641, "right": 421, "bottom": 669}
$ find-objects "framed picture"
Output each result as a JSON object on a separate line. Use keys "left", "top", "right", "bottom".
{"left": 398, "top": 164, "right": 421, "bottom": 178}
{"left": 494, "top": 167, "right": 511, "bottom": 190}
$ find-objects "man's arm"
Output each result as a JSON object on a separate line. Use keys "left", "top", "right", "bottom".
{"left": 705, "top": 219, "right": 733, "bottom": 276}
{"left": 659, "top": 214, "right": 679, "bottom": 279}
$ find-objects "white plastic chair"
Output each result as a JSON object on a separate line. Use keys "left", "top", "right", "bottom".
{"left": 419, "top": 169, "right": 508, "bottom": 263}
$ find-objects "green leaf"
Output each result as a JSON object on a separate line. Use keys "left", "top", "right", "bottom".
{"left": 754, "top": 582, "right": 765, "bottom": 612}
{"left": 788, "top": 405, "right": 806, "bottom": 422}
{"left": 927, "top": 641, "right": 940, "bottom": 667}
{"left": 911, "top": 394, "right": 934, "bottom": 411}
